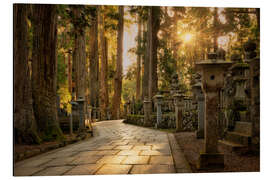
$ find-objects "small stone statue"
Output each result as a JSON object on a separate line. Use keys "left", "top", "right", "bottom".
{"left": 231, "top": 53, "right": 242, "bottom": 62}
{"left": 171, "top": 73, "right": 180, "bottom": 92}
{"left": 244, "top": 39, "right": 257, "bottom": 59}
{"left": 217, "top": 48, "right": 226, "bottom": 60}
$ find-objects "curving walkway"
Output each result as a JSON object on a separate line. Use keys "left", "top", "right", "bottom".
{"left": 14, "top": 120, "right": 190, "bottom": 176}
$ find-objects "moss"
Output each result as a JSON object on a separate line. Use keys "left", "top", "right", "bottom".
{"left": 234, "top": 62, "right": 249, "bottom": 68}
{"left": 28, "top": 128, "right": 42, "bottom": 144}
{"left": 40, "top": 125, "right": 65, "bottom": 142}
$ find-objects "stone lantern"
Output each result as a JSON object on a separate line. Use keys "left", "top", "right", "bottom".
{"left": 173, "top": 93, "right": 185, "bottom": 132}
{"left": 76, "top": 97, "right": 85, "bottom": 132}
{"left": 244, "top": 39, "right": 260, "bottom": 149}
{"left": 154, "top": 94, "right": 164, "bottom": 128}
{"left": 195, "top": 53, "right": 232, "bottom": 169}
{"left": 192, "top": 82, "right": 205, "bottom": 139}
{"left": 229, "top": 61, "right": 250, "bottom": 122}
{"left": 69, "top": 101, "right": 78, "bottom": 135}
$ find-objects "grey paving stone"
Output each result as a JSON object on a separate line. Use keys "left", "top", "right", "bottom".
{"left": 132, "top": 145, "right": 152, "bottom": 150}
{"left": 95, "top": 164, "right": 132, "bottom": 175}
{"left": 140, "top": 150, "right": 171, "bottom": 156}
{"left": 149, "top": 155, "right": 174, "bottom": 165}
{"left": 130, "top": 164, "right": 176, "bottom": 174}
{"left": 14, "top": 167, "right": 46, "bottom": 176}
{"left": 117, "top": 150, "right": 141, "bottom": 155}
{"left": 33, "top": 166, "right": 74, "bottom": 176}
{"left": 72, "top": 155, "right": 103, "bottom": 165}
{"left": 113, "top": 145, "right": 133, "bottom": 150}
{"left": 97, "top": 155, "right": 127, "bottom": 164}
{"left": 64, "top": 164, "right": 103, "bottom": 175}
{"left": 121, "top": 155, "right": 149, "bottom": 165}
{"left": 96, "top": 150, "right": 120, "bottom": 155}
{"left": 41, "top": 157, "right": 76, "bottom": 167}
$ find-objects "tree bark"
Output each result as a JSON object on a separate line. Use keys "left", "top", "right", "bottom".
{"left": 99, "top": 6, "right": 109, "bottom": 120}
{"left": 32, "top": 4, "right": 63, "bottom": 141}
{"left": 89, "top": 6, "right": 99, "bottom": 109}
{"left": 72, "top": 6, "right": 86, "bottom": 100}
{"left": 112, "top": 6, "right": 124, "bottom": 120}
{"left": 14, "top": 4, "right": 41, "bottom": 144}
{"left": 136, "top": 15, "right": 142, "bottom": 101}
{"left": 148, "top": 6, "right": 160, "bottom": 99}
{"left": 143, "top": 17, "right": 149, "bottom": 100}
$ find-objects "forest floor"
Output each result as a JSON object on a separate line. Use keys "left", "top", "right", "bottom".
{"left": 174, "top": 132, "right": 260, "bottom": 173}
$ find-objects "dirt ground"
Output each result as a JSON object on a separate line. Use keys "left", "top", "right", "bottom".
{"left": 174, "top": 132, "right": 260, "bottom": 173}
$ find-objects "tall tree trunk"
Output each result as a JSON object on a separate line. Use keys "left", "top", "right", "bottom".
{"left": 112, "top": 6, "right": 124, "bottom": 120}
{"left": 148, "top": 6, "right": 160, "bottom": 99}
{"left": 32, "top": 4, "right": 63, "bottom": 141}
{"left": 68, "top": 52, "right": 72, "bottom": 93}
{"left": 142, "top": 18, "right": 149, "bottom": 100}
{"left": 136, "top": 15, "right": 142, "bottom": 101}
{"left": 99, "top": 6, "right": 109, "bottom": 120}
{"left": 72, "top": 6, "right": 86, "bottom": 100}
{"left": 89, "top": 6, "right": 99, "bottom": 109}
{"left": 14, "top": 4, "right": 41, "bottom": 144}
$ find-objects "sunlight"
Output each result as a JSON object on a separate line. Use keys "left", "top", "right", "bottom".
{"left": 182, "top": 33, "right": 194, "bottom": 43}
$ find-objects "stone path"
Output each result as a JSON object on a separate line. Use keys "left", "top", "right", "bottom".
{"left": 14, "top": 120, "right": 190, "bottom": 176}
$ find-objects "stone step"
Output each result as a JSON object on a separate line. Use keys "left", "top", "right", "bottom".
{"left": 225, "top": 131, "right": 251, "bottom": 145}
{"left": 218, "top": 140, "right": 246, "bottom": 152}
{"left": 234, "top": 121, "right": 252, "bottom": 136}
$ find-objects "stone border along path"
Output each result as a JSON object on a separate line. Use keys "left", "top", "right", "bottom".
{"left": 14, "top": 120, "right": 191, "bottom": 176}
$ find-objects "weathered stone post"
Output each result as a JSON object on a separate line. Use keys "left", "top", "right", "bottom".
{"left": 196, "top": 53, "right": 232, "bottom": 169}
{"left": 123, "top": 103, "right": 127, "bottom": 119}
{"left": 88, "top": 106, "right": 92, "bottom": 128}
{"left": 154, "top": 94, "right": 164, "bottom": 128}
{"left": 244, "top": 39, "right": 260, "bottom": 150}
{"left": 70, "top": 101, "right": 78, "bottom": 135}
{"left": 192, "top": 82, "right": 205, "bottom": 138}
{"left": 173, "top": 93, "right": 184, "bottom": 132}
{"left": 77, "top": 97, "right": 85, "bottom": 132}
{"left": 126, "top": 101, "right": 131, "bottom": 115}
{"left": 143, "top": 97, "right": 152, "bottom": 127}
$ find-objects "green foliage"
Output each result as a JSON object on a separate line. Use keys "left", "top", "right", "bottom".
{"left": 158, "top": 46, "right": 176, "bottom": 90}
{"left": 122, "top": 78, "right": 136, "bottom": 103}
{"left": 57, "top": 53, "right": 67, "bottom": 87}
{"left": 57, "top": 84, "right": 72, "bottom": 114}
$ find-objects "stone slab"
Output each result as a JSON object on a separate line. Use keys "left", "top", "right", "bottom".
{"left": 140, "top": 150, "right": 170, "bottom": 156}
{"left": 113, "top": 145, "right": 133, "bottom": 150}
{"left": 34, "top": 166, "right": 74, "bottom": 176}
{"left": 149, "top": 155, "right": 174, "bottom": 165}
{"left": 41, "top": 157, "right": 76, "bottom": 167}
{"left": 95, "top": 164, "right": 132, "bottom": 175}
{"left": 72, "top": 155, "right": 103, "bottom": 165}
{"left": 14, "top": 167, "right": 45, "bottom": 176}
{"left": 97, "top": 155, "right": 127, "bottom": 164}
{"left": 96, "top": 150, "right": 120, "bottom": 156}
{"left": 121, "top": 155, "right": 149, "bottom": 165}
{"left": 130, "top": 165, "right": 175, "bottom": 174}
{"left": 117, "top": 150, "right": 141, "bottom": 155}
{"left": 132, "top": 145, "right": 151, "bottom": 150}
{"left": 64, "top": 164, "right": 102, "bottom": 175}
{"left": 97, "top": 145, "right": 116, "bottom": 150}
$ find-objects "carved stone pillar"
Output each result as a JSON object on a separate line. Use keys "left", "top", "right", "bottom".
{"left": 196, "top": 54, "right": 232, "bottom": 169}
{"left": 143, "top": 97, "right": 152, "bottom": 127}
{"left": 173, "top": 93, "right": 184, "bottom": 132}
{"left": 154, "top": 94, "right": 164, "bottom": 128}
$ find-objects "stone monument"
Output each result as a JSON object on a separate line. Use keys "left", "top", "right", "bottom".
{"left": 196, "top": 52, "right": 232, "bottom": 169}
